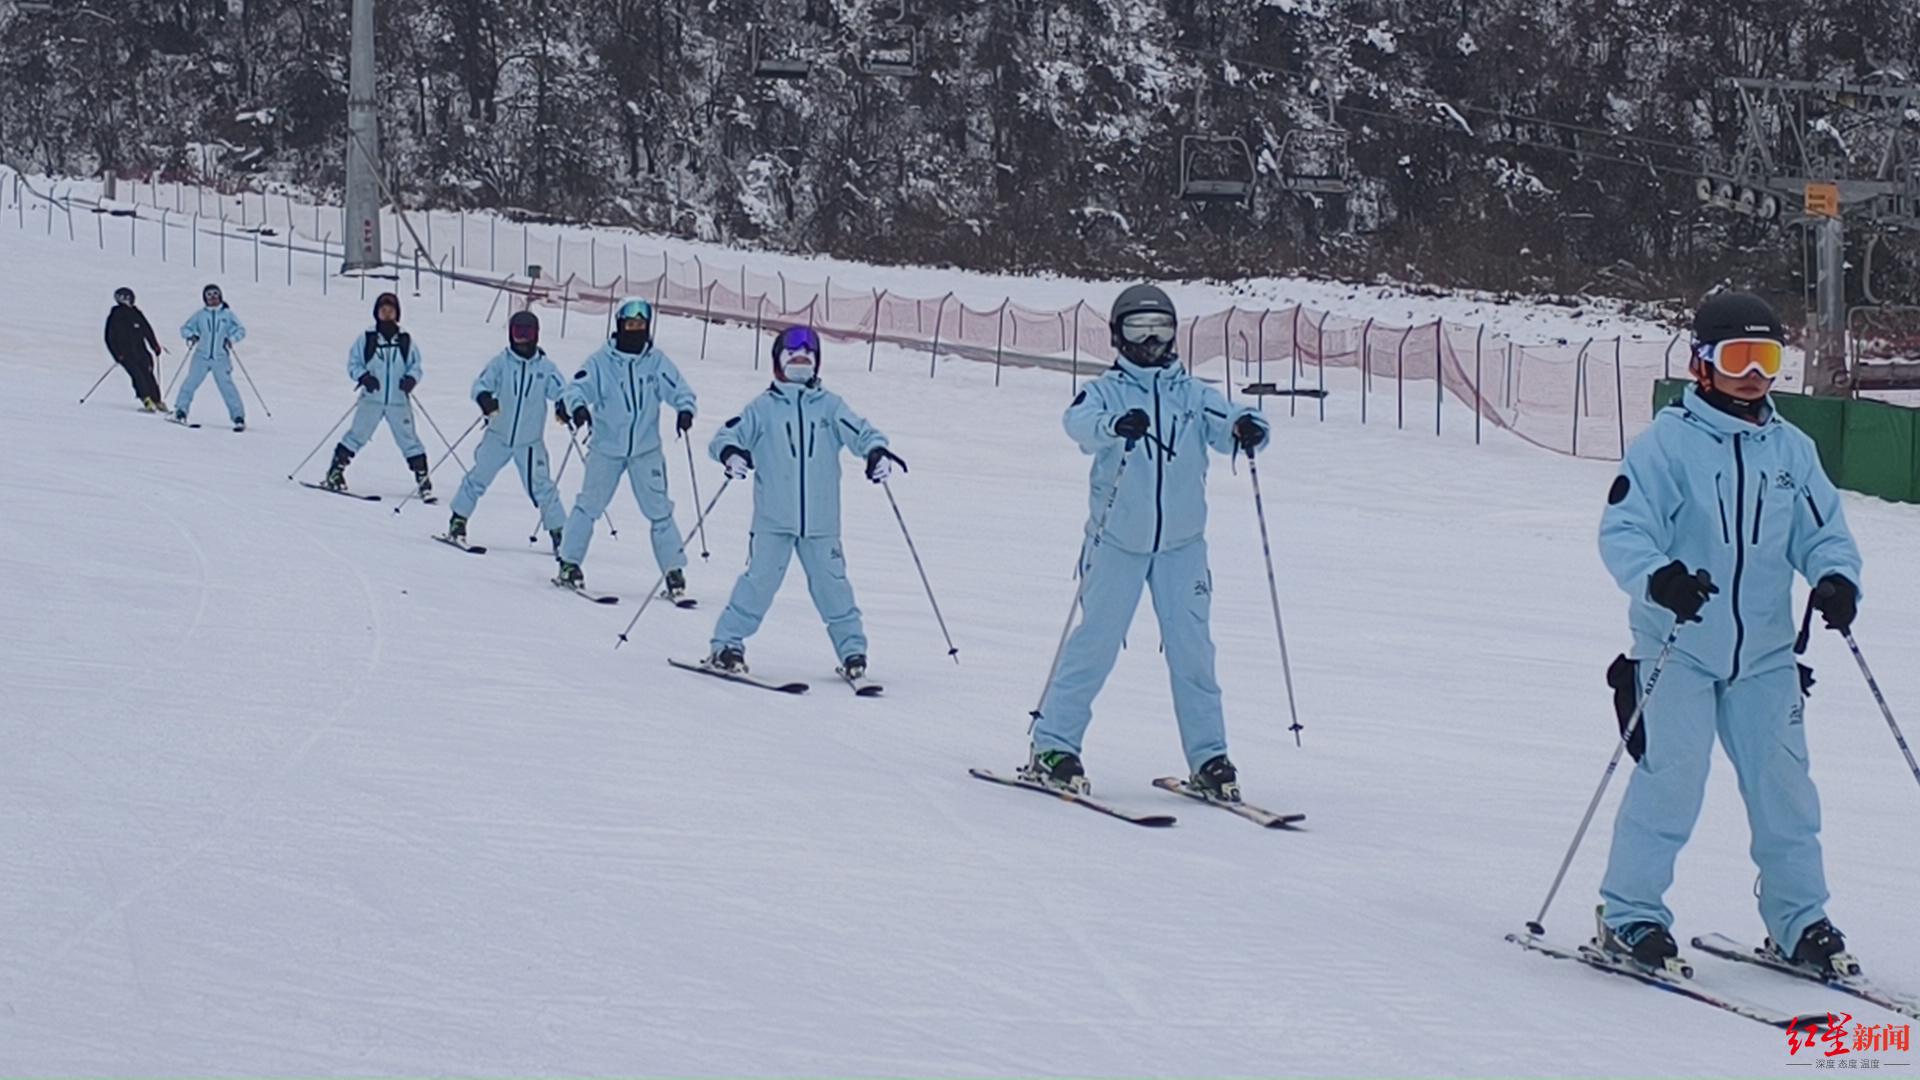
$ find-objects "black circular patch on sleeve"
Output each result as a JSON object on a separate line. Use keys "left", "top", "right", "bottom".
{"left": 1608, "top": 475, "right": 1631, "bottom": 505}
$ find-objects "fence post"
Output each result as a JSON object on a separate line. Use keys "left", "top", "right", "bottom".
{"left": 438, "top": 254, "right": 447, "bottom": 312}
{"left": 700, "top": 282, "right": 715, "bottom": 360}
{"left": 928, "top": 293, "right": 953, "bottom": 378}
{"left": 413, "top": 247, "right": 421, "bottom": 293}
{"left": 191, "top": 212, "right": 199, "bottom": 266}
{"left": 1474, "top": 324, "right": 1485, "bottom": 445}
{"left": 561, "top": 273, "right": 575, "bottom": 338}
{"left": 130, "top": 208, "right": 137, "bottom": 256}
{"left": 754, "top": 295, "right": 766, "bottom": 368}
{"left": 1663, "top": 332, "right": 1681, "bottom": 380}
{"left": 95, "top": 207, "right": 104, "bottom": 250}
{"left": 869, "top": 290, "right": 884, "bottom": 372}
{"left": 1396, "top": 325, "right": 1410, "bottom": 429}
{"left": 322, "top": 233, "right": 332, "bottom": 295}
{"left": 825, "top": 276, "right": 832, "bottom": 323}
{"left": 1256, "top": 308, "right": 1270, "bottom": 390}
{"left": 1615, "top": 337, "right": 1627, "bottom": 458}
{"left": 1434, "top": 318, "right": 1444, "bottom": 437}
{"left": 553, "top": 233, "right": 562, "bottom": 280}
{"left": 1317, "top": 311, "right": 1329, "bottom": 422}
{"left": 219, "top": 209, "right": 227, "bottom": 274}
{"left": 1360, "top": 318, "right": 1375, "bottom": 424}
{"left": 1071, "top": 305, "right": 1082, "bottom": 392}
{"left": 1224, "top": 308, "right": 1236, "bottom": 405}
{"left": 160, "top": 209, "right": 169, "bottom": 262}
{"left": 286, "top": 224, "right": 294, "bottom": 286}
{"left": 489, "top": 215, "right": 496, "bottom": 271}
{"left": 522, "top": 222, "right": 529, "bottom": 272}
{"left": 1571, "top": 338, "right": 1593, "bottom": 456}
{"left": 253, "top": 226, "right": 262, "bottom": 283}
{"left": 590, "top": 236, "right": 597, "bottom": 284}
{"left": 779, "top": 272, "right": 789, "bottom": 313}
{"left": 1289, "top": 306, "right": 1302, "bottom": 417}
{"left": 994, "top": 301, "right": 1008, "bottom": 387}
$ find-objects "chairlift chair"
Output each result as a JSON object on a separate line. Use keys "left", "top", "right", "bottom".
{"left": 1277, "top": 129, "right": 1351, "bottom": 194}
{"left": 859, "top": 24, "right": 919, "bottom": 76}
{"left": 1179, "top": 135, "right": 1255, "bottom": 202}
{"left": 752, "top": 28, "right": 811, "bottom": 80}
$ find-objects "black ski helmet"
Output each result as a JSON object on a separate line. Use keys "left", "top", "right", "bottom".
{"left": 1692, "top": 291, "right": 1783, "bottom": 348}
{"left": 114, "top": 286, "right": 135, "bottom": 305}
{"left": 374, "top": 291, "right": 402, "bottom": 323}
{"left": 508, "top": 310, "right": 540, "bottom": 345}
{"left": 1110, "top": 283, "right": 1179, "bottom": 365}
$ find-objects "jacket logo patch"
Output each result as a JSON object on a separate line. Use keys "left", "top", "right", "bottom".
{"left": 1775, "top": 469, "right": 1796, "bottom": 490}
{"left": 1192, "top": 579, "right": 1211, "bottom": 597}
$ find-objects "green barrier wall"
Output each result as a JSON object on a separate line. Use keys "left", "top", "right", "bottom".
{"left": 1649, "top": 379, "right": 1919, "bottom": 504}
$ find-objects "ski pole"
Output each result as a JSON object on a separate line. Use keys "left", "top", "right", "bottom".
{"left": 530, "top": 434, "right": 578, "bottom": 545}
{"left": 565, "top": 426, "right": 618, "bottom": 539}
{"left": 683, "top": 432, "right": 710, "bottom": 560}
{"left": 881, "top": 478, "right": 958, "bottom": 662}
{"left": 392, "top": 415, "right": 484, "bottom": 515}
{"left": 412, "top": 397, "right": 471, "bottom": 474}
{"left": 1840, "top": 630, "right": 1920, "bottom": 795}
{"left": 613, "top": 476, "right": 732, "bottom": 648}
{"left": 1246, "top": 452, "right": 1305, "bottom": 746}
{"left": 1525, "top": 622, "right": 1683, "bottom": 936}
{"left": 1030, "top": 444, "right": 1134, "bottom": 725}
{"left": 284, "top": 399, "right": 359, "bottom": 480}
{"left": 78, "top": 362, "right": 118, "bottom": 405}
{"left": 229, "top": 345, "right": 272, "bottom": 418}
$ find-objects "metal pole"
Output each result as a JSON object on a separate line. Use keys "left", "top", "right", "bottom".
{"left": 882, "top": 479, "right": 959, "bottom": 662}
{"left": 1247, "top": 453, "right": 1305, "bottom": 747}
{"left": 1434, "top": 319, "right": 1444, "bottom": 437}
{"left": 1474, "top": 325, "right": 1485, "bottom": 446}
{"left": 1614, "top": 338, "right": 1626, "bottom": 458}
{"left": 869, "top": 290, "right": 884, "bottom": 372}
{"left": 1840, "top": 630, "right": 1920, "bottom": 795}
{"left": 342, "top": 0, "right": 383, "bottom": 270}
{"left": 1360, "top": 318, "right": 1374, "bottom": 424}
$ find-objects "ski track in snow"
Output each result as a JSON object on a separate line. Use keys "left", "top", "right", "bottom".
{"left": 1, "top": 223, "right": 1916, "bottom": 1076}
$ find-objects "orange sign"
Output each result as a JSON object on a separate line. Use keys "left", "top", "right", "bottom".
{"left": 1805, "top": 182, "right": 1841, "bottom": 217}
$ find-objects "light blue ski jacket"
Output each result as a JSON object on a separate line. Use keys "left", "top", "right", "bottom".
{"left": 562, "top": 341, "right": 696, "bottom": 459}
{"left": 180, "top": 306, "right": 247, "bottom": 365}
{"left": 708, "top": 380, "right": 888, "bottom": 539}
{"left": 346, "top": 327, "right": 424, "bottom": 407}
{"left": 472, "top": 347, "right": 565, "bottom": 448}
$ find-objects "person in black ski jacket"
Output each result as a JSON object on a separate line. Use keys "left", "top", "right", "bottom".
{"left": 104, "top": 286, "right": 168, "bottom": 411}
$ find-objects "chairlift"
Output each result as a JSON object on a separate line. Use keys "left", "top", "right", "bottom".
{"left": 751, "top": 28, "right": 811, "bottom": 80}
{"left": 1277, "top": 128, "right": 1351, "bottom": 194}
{"left": 1178, "top": 135, "right": 1255, "bottom": 202}
{"left": 860, "top": 24, "right": 919, "bottom": 76}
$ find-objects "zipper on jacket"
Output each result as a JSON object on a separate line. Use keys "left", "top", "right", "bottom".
{"left": 1715, "top": 475, "right": 1729, "bottom": 543}
{"left": 1803, "top": 490, "right": 1825, "bottom": 528}
{"left": 797, "top": 393, "right": 809, "bottom": 536}
{"left": 1730, "top": 437, "right": 1748, "bottom": 682}
{"left": 1151, "top": 374, "right": 1165, "bottom": 553}
{"left": 625, "top": 360, "right": 640, "bottom": 458}
{"left": 1753, "top": 482, "right": 1765, "bottom": 544}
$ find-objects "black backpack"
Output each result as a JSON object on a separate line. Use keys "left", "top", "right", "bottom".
{"left": 363, "top": 330, "right": 412, "bottom": 364}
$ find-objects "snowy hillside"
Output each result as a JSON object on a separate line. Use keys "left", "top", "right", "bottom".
{"left": 2, "top": 223, "right": 1917, "bottom": 1076}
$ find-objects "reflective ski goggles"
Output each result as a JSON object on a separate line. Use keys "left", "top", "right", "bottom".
{"left": 614, "top": 298, "right": 653, "bottom": 328}
{"left": 775, "top": 326, "right": 822, "bottom": 359}
{"left": 203, "top": 287, "right": 223, "bottom": 304}
{"left": 1697, "top": 337, "right": 1784, "bottom": 379}
{"left": 1118, "top": 311, "right": 1177, "bottom": 345}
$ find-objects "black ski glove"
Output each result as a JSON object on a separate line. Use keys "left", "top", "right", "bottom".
{"left": 677, "top": 409, "right": 695, "bottom": 435}
{"left": 1233, "top": 414, "right": 1268, "bottom": 454}
{"left": 555, "top": 401, "right": 570, "bottom": 426}
{"left": 1112, "top": 408, "right": 1150, "bottom": 442}
{"left": 1647, "top": 561, "right": 1718, "bottom": 624}
{"left": 865, "top": 446, "right": 907, "bottom": 483}
{"left": 571, "top": 405, "right": 592, "bottom": 429}
{"left": 477, "top": 391, "right": 499, "bottom": 416}
{"left": 358, "top": 372, "right": 380, "bottom": 392}
{"left": 399, "top": 375, "right": 417, "bottom": 396}
{"left": 1812, "top": 574, "right": 1858, "bottom": 633}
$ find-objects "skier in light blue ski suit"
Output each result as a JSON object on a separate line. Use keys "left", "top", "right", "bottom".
{"left": 555, "top": 298, "right": 697, "bottom": 594}
{"left": 1027, "top": 285, "right": 1269, "bottom": 801}
{"left": 175, "top": 283, "right": 248, "bottom": 427}
{"left": 704, "top": 326, "right": 903, "bottom": 678}
{"left": 448, "top": 310, "right": 569, "bottom": 549}
{"left": 1596, "top": 292, "right": 1863, "bottom": 975}
{"left": 322, "top": 292, "right": 430, "bottom": 495}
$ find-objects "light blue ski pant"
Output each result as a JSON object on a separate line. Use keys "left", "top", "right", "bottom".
{"left": 559, "top": 449, "right": 684, "bottom": 573}
{"left": 340, "top": 396, "right": 425, "bottom": 459}
{"left": 175, "top": 354, "right": 244, "bottom": 422}
{"left": 452, "top": 435, "right": 566, "bottom": 532}
{"left": 710, "top": 531, "right": 866, "bottom": 661}
{"left": 1601, "top": 661, "right": 1829, "bottom": 949}
{"left": 1032, "top": 537, "right": 1228, "bottom": 772}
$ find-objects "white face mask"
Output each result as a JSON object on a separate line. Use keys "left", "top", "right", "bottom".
{"left": 782, "top": 360, "right": 816, "bottom": 384}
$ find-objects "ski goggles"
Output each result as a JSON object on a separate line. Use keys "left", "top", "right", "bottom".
{"left": 613, "top": 298, "right": 654, "bottom": 328}
{"left": 203, "top": 286, "right": 223, "bottom": 304}
{"left": 1697, "top": 337, "right": 1784, "bottom": 379}
{"left": 775, "top": 326, "right": 821, "bottom": 360}
{"left": 1118, "top": 311, "right": 1177, "bottom": 345}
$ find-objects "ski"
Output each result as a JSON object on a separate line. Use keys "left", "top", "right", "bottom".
{"left": 431, "top": 534, "right": 487, "bottom": 555}
{"left": 167, "top": 415, "right": 201, "bottom": 429}
{"left": 837, "top": 667, "right": 883, "bottom": 697}
{"left": 662, "top": 591, "right": 698, "bottom": 610}
{"left": 552, "top": 578, "right": 618, "bottom": 604}
{"left": 1506, "top": 931, "right": 1829, "bottom": 1030}
{"left": 968, "top": 768, "right": 1177, "bottom": 827}
{"left": 667, "top": 657, "right": 807, "bottom": 694}
{"left": 299, "top": 481, "right": 381, "bottom": 502}
{"left": 1151, "top": 777, "right": 1305, "bottom": 828}
{"left": 1692, "top": 933, "right": 1920, "bottom": 1022}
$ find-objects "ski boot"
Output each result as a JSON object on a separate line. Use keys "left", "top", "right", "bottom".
{"left": 322, "top": 445, "right": 353, "bottom": 492}
{"left": 663, "top": 568, "right": 688, "bottom": 602}
{"left": 142, "top": 398, "right": 162, "bottom": 413}
{"left": 1018, "top": 746, "right": 1090, "bottom": 795}
{"left": 1773, "top": 919, "right": 1861, "bottom": 978}
{"left": 232, "top": 419, "right": 245, "bottom": 433}
{"left": 448, "top": 513, "right": 469, "bottom": 544}
{"left": 407, "top": 453, "right": 433, "bottom": 499}
{"left": 708, "top": 644, "right": 747, "bottom": 674}
{"left": 1189, "top": 754, "right": 1242, "bottom": 803}
{"left": 841, "top": 653, "right": 867, "bottom": 681}
{"left": 1597, "top": 913, "right": 1688, "bottom": 975}
{"left": 555, "top": 560, "right": 584, "bottom": 590}
{"left": 172, "top": 408, "right": 190, "bottom": 424}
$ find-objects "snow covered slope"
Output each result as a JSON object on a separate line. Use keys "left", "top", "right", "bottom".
{"left": 2, "top": 223, "right": 1916, "bottom": 1076}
